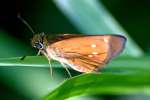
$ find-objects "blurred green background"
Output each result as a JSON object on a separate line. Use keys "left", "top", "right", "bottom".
{"left": 0, "top": 0, "right": 150, "bottom": 100}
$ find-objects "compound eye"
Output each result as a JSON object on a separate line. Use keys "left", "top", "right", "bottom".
{"left": 34, "top": 42, "right": 43, "bottom": 49}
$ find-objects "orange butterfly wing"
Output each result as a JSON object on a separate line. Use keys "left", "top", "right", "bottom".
{"left": 47, "top": 34, "right": 126, "bottom": 72}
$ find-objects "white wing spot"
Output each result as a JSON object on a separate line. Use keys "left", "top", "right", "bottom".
{"left": 91, "top": 44, "right": 96, "bottom": 48}
{"left": 104, "top": 38, "right": 108, "bottom": 43}
{"left": 88, "top": 55, "right": 93, "bottom": 57}
{"left": 92, "top": 52, "right": 98, "bottom": 55}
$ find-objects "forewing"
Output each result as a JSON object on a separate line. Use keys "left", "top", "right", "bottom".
{"left": 108, "top": 35, "right": 126, "bottom": 59}
{"left": 48, "top": 34, "right": 126, "bottom": 72}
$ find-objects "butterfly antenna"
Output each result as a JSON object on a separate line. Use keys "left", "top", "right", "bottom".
{"left": 17, "top": 13, "right": 35, "bottom": 35}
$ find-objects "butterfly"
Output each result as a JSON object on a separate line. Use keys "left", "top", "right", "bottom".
{"left": 18, "top": 14, "right": 126, "bottom": 77}
{"left": 31, "top": 33, "right": 126, "bottom": 77}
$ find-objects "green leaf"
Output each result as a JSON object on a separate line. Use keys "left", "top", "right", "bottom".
{"left": 0, "top": 56, "right": 56, "bottom": 67}
{"left": 0, "top": 56, "right": 150, "bottom": 99}
{"left": 42, "top": 56, "right": 150, "bottom": 100}
{"left": 44, "top": 73, "right": 150, "bottom": 100}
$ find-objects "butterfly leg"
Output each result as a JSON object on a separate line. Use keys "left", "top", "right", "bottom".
{"left": 60, "top": 62, "right": 72, "bottom": 78}
{"left": 45, "top": 57, "right": 53, "bottom": 78}
{"left": 45, "top": 56, "right": 53, "bottom": 78}
{"left": 40, "top": 50, "right": 53, "bottom": 78}
{"left": 37, "top": 50, "right": 42, "bottom": 56}
{"left": 48, "top": 59, "right": 53, "bottom": 78}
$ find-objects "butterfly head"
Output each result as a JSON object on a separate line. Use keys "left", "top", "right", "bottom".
{"left": 31, "top": 33, "right": 48, "bottom": 50}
